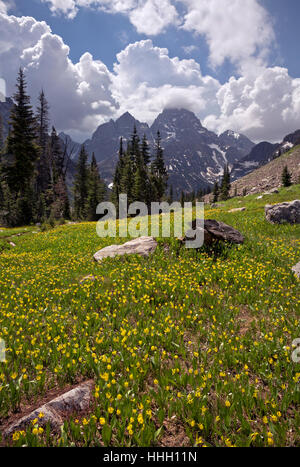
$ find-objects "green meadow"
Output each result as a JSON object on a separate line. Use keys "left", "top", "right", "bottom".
{"left": 0, "top": 186, "right": 299, "bottom": 447}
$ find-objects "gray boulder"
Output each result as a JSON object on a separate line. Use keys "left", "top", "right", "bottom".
{"left": 265, "top": 200, "right": 300, "bottom": 224}
{"left": 292, "top": 262, "right": 300, "bottom": 279}
{"left": 94, "top": 236, "right": 158, "bottom": 262}
{"left": 5, "top": 381, "right": 93, "bottom": 437}
{"left": 183, "top": 219, "right": 244, "bottom": 246}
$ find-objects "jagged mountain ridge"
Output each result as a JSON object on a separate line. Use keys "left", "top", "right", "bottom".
{"left": 79, "top": 108, "right": 255, "bottom": 194}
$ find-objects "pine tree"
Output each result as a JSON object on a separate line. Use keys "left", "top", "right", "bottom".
{"left": 73, "top": 145, "right": 89, "bottom": 220}
{"left": 130, "top": 124, "right": 140, "bottom": 166}
{"left": 197, "top": 188, "right": 203, "bottom": 201}
{"left": 152, "top": 131, "right": 168, "bottom": 201}
{"left": 180, "top": 190, "right": 185, "bottom": 207}
{"left": 50, "top": 127, "right": 64, "bottom": 185}
{"left": 87, "top": 153, "right": 106, "bottom": 221}
{"left": 36, "top": 90, "right": 51, "bottom": 194}
{"left": 281, "top": 165, "right": 292, "bottom": 187}
{"left": 120, "top": 150, "right": 133, "bottom": 205}
{"left": 51, "top": 176, "right": 70, "bottom": 220}
{"left": 47, "top": 127, "right": 70, "bottom": 220}
{"left": 6, "top": 69, "right": 39, "bottom": 225}
{"left": 220, "top": 164, "right": 231, "bottom": 200}
{"left": 132, "top": 151, "right": 148, "bottom": 203}
{"left": 111, "top": 137, "right": 125, "bottom": 213}
{"left": 212, "top": 181, "right": 219, "bottom": 203}
{"left": 168, "top": 185, "right": 174, "bottom": 203}
{"left": 141, "top": 134, "right": 150, "bottom": 165}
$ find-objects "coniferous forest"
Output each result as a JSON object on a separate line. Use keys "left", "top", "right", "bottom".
{"left": 0, "top": 69, "right": 169, "bottom": 227}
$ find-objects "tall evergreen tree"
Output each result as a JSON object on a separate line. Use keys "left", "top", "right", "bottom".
{"left": 6, "top": 68, "right": 39, "bottom": 225}
{"left": 151, "top": 131, "right": 168, "bottom": 201}
{"left": 111, "top": 137, "right": 125, "bottom": 213}
{"left": 50, "top": 127, "right": 64, "bottom": 185}
{"left": 212, "top": 181, "right": 219, "bottom": 203}
{"left": 87, "top": 153, "right": 106, "bottom": 221}
{"left": 73, "top": 145, "right": 89, "bottom": 220}
{"left": 281, "top": 165, "right": 292, "bottom": 187}
{"left": 141, "top": 134, "right": 150, "bottom": 165}
{"left": 120, "top": 150, "right": 133, "bottom": 205}
{"left": 180, "top": 190, "right": 185, "bottom": 207}
{"left": 220, "top": 164, "right": 231, "bottom": 200}
{"left": 168, "top": 185, "right": 174, "bottom": 203}
{"left": 132, "top": 151, "right": 148, "bottom": 203}
{"left": 130, "top": 124, "right": 140, "bottom": 165}
{"left": 36, "top": 90, "right": 50, "bottom": 194}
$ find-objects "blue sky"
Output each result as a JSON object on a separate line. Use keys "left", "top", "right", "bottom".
{"left": 0, "top": 0, "right": 299, "bottom": 143}
{"left": 11, "top": 0, "right": 300, "bottom": 80}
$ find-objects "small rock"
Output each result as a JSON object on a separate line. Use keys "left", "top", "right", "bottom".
{"left": 5, "top": 381, "right": 93, "bottom": 437}
{"left": 228, "top": 207, "right": 246, "bottom": 213}
{"left": 257, "top": 195, "right": 263, "bottom": 200}
{"left": 266, "top": 188, "right": 279, "bottom": 194}
{"left": 265, "top": 200, "right": 300, "bottom": 224}
{"left": 9, "top": 242, "right": 16, "bottom": 247}
{"left": 292, "top": 262, "right": 300, "bottom": 279}
{"left": 94, "top": 236, "right": 158, "bottom": 262}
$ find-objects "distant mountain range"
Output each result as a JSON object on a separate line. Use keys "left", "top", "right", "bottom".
{"left": 1, "top": 98, "right": 300, "bottom": 195}
{"left": 62, "top": 108, "right": 255, "bottom": 194}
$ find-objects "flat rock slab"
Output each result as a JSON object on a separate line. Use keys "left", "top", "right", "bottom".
{"left": 183, "top": 219, "right": 244, "bottom": 246}
{"left": 5, "top": 381, "right": 93, "bottom": 437}
{"left": 94, "top": 236, "right": 158, "bottom": 262}
{"left": 292, "top": 262, "right": 300, "bottom": 279}
{"left": 265, "top": 200, "right": 300, "bottom": 224}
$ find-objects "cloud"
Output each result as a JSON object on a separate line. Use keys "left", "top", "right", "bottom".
{"left": 0, "top": 1, "right": 8, "bottom": 14}
{"left": 0, "top": 12, "right": 118, "bottom": 136}
{"left": 41, "top": 0, "right": 275, "bottom": 72}
{"left": 181, "top": 0, "right": 274, "bottom": 72}
{"left": 1, "top": 11, "right": 300, "bottom": 144}
{"left": 41, "top": 0, "right": 178, "bottom": 34}
{"left": 112, "top": 39, "right": 220, "bottom": 123}
{"left": 204, "top": 67, "right": 300, "bottom": 143}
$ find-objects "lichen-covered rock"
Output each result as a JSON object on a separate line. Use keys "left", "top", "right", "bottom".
{"left": 94, "top": 236, "right": 158, "bottom": 262}
{"left": 5, "top": 381, "right": 93, "bottom": 437}
{"left": 265, "top": 200, "right": 300, "bottom": 224}
{"left": 292, "top": 262, "right": 300, "bottom": 279}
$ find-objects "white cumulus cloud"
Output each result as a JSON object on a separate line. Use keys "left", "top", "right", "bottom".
{"left": 112, "top": 39, "right": 220, "bottom": 123}
{"left": 0, "top": 12, "right": 118, "bottom": 138}
{"left": 181, "top": 0, "right": 274, "bottom": 72}
{"left": 204, "top": 67, "right": 300, "bottom": 143}
{"left": 41, "top": 0, "right": 178, "bottom": 34}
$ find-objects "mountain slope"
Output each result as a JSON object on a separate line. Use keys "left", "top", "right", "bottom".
{"left": 230, "top": 145, "right": 300, "bottom": 196}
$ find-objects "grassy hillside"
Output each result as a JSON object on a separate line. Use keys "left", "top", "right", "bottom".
{"left": 0, "top": 186, "right": 299, "bottom": 447}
